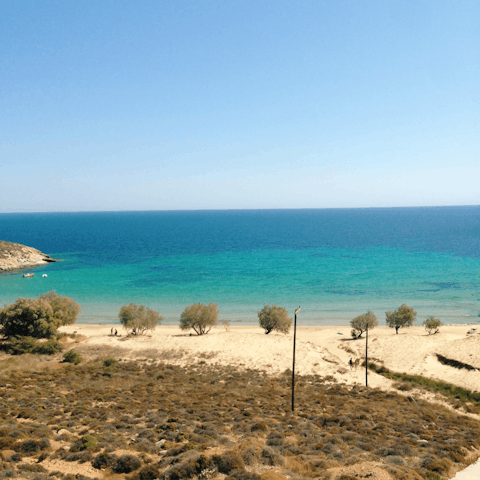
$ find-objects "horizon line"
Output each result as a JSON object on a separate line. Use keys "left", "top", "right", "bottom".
{"left": 0, "top": 204, "right": 480, "bottom": 215}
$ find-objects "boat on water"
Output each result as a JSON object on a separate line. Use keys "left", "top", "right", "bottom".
{"left": 22, "top": 273, "right": 34, "bottom": 278}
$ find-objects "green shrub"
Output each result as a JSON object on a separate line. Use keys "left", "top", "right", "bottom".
{"left": 103, "top": 358, "right": 117, "bottom": 367}
{"left": 80, "top": 435, "right": 97, "bottom": 451}
{"left": 63, "top": 350, "right": 82, "bottom": 365}
{"left": 35, "top": 339, "right": 64, "bottom": 355}
{"left": 0, "top": 292, "right": 81, "bottom": 339}
{"left": 7, "top": 336, "right": 38, "bottom": 355}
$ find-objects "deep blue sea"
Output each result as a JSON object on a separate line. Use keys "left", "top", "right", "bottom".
{"left": 1, "top": 207, "right": 479, "bottom": 326}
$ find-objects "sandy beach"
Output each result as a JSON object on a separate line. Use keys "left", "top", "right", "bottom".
{"left": 60, "top": 323, "right": 480, "bottom": 394}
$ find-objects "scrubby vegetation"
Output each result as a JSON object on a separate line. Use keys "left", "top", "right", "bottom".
{"left": 5, "top": 336, "right": 64, "bottom": 355}
{"left": 366, "top": 361, "right": 480, "bottom": 412}
{"left": 350, "top": 311, "right": 377, "bottom": 339}
{"left": 258, "top": 305, "right": 292, "bottom": 334}
{"left": 0, "top": 291, "right": 81, "bottom": 339}
{"left": 0, "top": 356, "right": 479, "bottom": 480}
{"left": 180, "top": 303, "right": 219, "bottom": 335}
{"left": 118, "top": 303, "right": 163, "bottom": 335}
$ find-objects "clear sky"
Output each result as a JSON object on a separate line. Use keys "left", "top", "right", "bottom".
{"left": 1, "top": 0, "right": 479, "bottom": 212}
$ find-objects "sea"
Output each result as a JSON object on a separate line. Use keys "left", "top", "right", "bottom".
{"left": 1, "top": 207, "right": 479, "bottom": 326}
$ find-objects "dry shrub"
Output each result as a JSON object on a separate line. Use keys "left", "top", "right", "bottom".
{"left": 18, "top": 438, "right": 50, "bottom": 454}
{"left": 226, "top": 471, "right": 262, "bottom": 480}
{"left": 251, "top": 421, "right": 268, "bottom": 433}
{"left": 285, "top": 456, "right": 316, "bottom": 477}
{"left": 92, "top": 451, "right": 117, "bottom": 469}
{"left": 261, "top": 446, "right": 284, "bottom": 466}
{"left": 133, "top": 463, "right": 161, "bottom": 480}
{"left": 259, "top": 473, "right": 287, "bottom": 480}
{"left": 0, "top": 438, "right": 17, "bottom": 450}
{"left": 160, "top": 453, "right": 212, "bottom": 480}
{"left": 423, "top": 458, "right": 453, "bottom": 475}
{"left": 385, "top": 465, "right": 424, "bottom": 480}
{"left": 112, "top": 454, "right": 142, "bottom": 473}
{"left": 212, "top": 451, "right": 245, "bottom": 474}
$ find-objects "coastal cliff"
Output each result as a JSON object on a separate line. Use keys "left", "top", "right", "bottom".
{"left": 0, "top": 240, "right": 59, "bottom": 272}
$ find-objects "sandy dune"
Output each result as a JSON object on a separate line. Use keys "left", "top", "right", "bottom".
{"left": 60, "top": 323, "right": 480, "bottom": 392}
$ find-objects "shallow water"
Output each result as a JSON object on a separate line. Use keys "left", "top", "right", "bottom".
{"left": 1, "top": 207, "right": 479, "bottom": 325}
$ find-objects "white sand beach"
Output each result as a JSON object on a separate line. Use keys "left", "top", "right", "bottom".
{"left": 60, "top": 324, "right": 480, "bottom": 393}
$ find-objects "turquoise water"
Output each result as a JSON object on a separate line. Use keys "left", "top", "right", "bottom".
{"left": 1, "top": 208, "right": 479, "bottom": 325}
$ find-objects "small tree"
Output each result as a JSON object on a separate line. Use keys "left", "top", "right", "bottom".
{"left": 180, "top": 303, "right": 218, "bottom": 335}
{"left": 118, "top": 303, "right": 163, "bottom": 335}
{"left": 350, "top": 311, "right": 378, "bottom": 339}
{"left": 40, "top": 291, "right": 81, "bottom": 326}
{"left": 258, "top": 304, "right": 292, "bottom": 334}
{"left": 221, "top": 319, "right": 230, "bottom": 331}
{"left": 385, "top": 304, "right": 417, "bottom": 334}
{"left": 423, "top": 316, "right": 443, "bottom": 335}
{"left": 0, "top": 292, "right": 81, "bottom": 339}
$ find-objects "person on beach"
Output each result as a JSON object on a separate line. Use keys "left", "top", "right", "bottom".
{"left": 114, "top": 329, "right": 118, "bottom": 336}
{"left": 111, "top": 328, "right": 113, "bottom": 335}
{"left": 349, "top": 358, "right": 353, "bottom": 370}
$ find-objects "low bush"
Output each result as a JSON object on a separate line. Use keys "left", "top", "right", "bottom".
{"left": 261, "top": 446, "right": 285, "bottom": 466}
{"left": 226, "top": 471, "right": 262, "bottom": 480}
{"left": 7, "top": 337, "right": 38, "bottom": 355}
{"left": 79, "top": 435, "right": 97, "bottom": 451}
{"left": 19, "top": 438, "right": 50, "bottom": 453}
{"left": 92, "top": 451, "right": 117, "bottom": 470}
{"left": 112, "top": 454, "right": 142, "bottom": 473}
{"left": 62, "top": 350, "right": 82, "bottom": 365}
{"left": 35, "top": 339, "right": 64, "bottom": 355}
{"left": 103, "top": 358, "right": 117, "bottom": 367}
{"left": 365, "top": 361, "right": 480, "bottom": 410}
{"left": 133, "top": 464, "right": 161, "bottom": 480}
{"left": 213, "top": 451, "right": 245, "bottom": 474}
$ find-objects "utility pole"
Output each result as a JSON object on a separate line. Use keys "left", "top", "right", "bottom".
{"left": 365, "top": 322, "right": 368, "bottom": 387}
{"left": 291, "top": 306, "right": 301, "bottom": 412}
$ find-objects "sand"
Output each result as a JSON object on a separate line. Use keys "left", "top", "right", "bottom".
{"left": 60, "top": 323, "right": 480, "bottom": 392}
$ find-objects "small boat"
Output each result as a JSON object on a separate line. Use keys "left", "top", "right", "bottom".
{"left": 42, "top": 274, "right": 48, "bottom": 278}
{"left": 23, "top": 273, "right": 34, "bottom": 278}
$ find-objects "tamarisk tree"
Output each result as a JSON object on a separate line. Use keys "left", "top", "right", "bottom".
{"left": 118, "top": 303, "right": 163, "bottom": 335}
{"left": 386, "top": 304, "right": 417, "bottom": 334}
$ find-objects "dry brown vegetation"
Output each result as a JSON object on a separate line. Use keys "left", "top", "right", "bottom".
{"left": 1, "top": 355, "right": 480, "bottom": 480}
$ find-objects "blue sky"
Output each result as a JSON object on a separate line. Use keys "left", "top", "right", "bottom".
{"left": 1, "top": 0, "right": 479, "bottom": 212}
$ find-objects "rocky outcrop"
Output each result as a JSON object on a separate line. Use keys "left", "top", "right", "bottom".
{"left": 0, "top": 240, "right": 59, "bottom": 272}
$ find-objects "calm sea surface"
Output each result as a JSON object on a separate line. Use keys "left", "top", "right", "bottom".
{"left": 1, "top": 207, "right": 479, "bottom": 325}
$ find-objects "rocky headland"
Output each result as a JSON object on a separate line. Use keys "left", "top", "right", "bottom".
{"left": 0, "top": 240, "right": 59, "bottom": 272}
